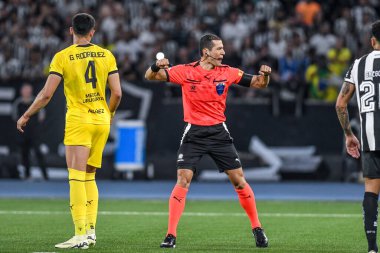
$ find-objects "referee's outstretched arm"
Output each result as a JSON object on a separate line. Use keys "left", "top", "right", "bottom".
{"left": 238, "top": 65, "right": 271, "bottom": 89}
{"left": 145, "top": 58, "right": 170, "bottom": 81}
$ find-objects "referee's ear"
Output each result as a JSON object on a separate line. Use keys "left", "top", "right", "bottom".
{"left": 69, "top": 27, "right": 74, "bottom": 35}
{"left": 201, "top": 49, "right": 205, "bottom": 57}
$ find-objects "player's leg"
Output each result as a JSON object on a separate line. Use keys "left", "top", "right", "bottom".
{"left": 84, "top": 124, "right": 109, "bottom": 246}
{"left": 364, "top": 178, "right": 380, "bottom": 253}
{"left": 66, "top": 145, "right": 90, "bottom": 235}
{"left": 85, "top": 165, "right": 97, "bottom": 246}
{"left": 55, "top": 123, "right": 92, "bottom": 249}
{"left": 361, "top": 151, "right": 380, "bottom": 253}
{"left": 55, "top": 145, "right": 90, "bottom": 249}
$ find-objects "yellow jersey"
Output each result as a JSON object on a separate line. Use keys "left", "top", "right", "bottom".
{"left": 49, "top": 43, "right": 118, "bottom": 124}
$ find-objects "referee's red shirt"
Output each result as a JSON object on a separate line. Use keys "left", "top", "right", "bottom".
{"left": 166, "top": 61, "right": 244, "bottom": 126}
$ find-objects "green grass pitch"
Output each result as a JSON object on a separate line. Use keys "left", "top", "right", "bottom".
{"left": 0, "top": 199, "right": 368, "bottom": 252}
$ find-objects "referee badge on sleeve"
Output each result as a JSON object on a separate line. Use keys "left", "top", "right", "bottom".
{"left": 216, "top": 83, "right": 225, "bottom": 95}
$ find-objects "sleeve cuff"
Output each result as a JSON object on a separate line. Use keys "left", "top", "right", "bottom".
{"left": 50, "top": 71, "right": 63, "bottom": 78}
{"left": 108, "top": 70, "right": 118, "bottom": 76}
{"left": 344, "top": 79, "right": 354, "bottom": 84}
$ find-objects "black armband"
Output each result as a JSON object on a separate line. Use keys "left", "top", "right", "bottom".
{"left": 237, "top": 73, "right": 253, "bottom": 87}
{"left": 150, "top": 63, "right": 160, "bottom": 72}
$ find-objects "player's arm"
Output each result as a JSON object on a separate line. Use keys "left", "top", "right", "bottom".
{"left": 336, "top": 81, "right": 355, "bottom": 136}
{"left": 144, "top": 59, "right": 170, "bottom": 81}
{"left": 336, "top": 81, "right": 360, "bottom": 158}
{"left": 237, "top": 65, "right": 271, "bottom": 89}
{"left": 108, "top": 72, "right": 122, "bottom": 119}
{"left": 16, "top": 74, "right": 61, "bottom": 133}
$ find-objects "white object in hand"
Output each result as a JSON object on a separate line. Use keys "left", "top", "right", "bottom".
{"left": 156, "top": 52, "right": 165, "bottom": 60}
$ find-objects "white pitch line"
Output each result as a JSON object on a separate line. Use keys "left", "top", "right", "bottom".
{"left": 0, "top": 210, "right": 362, "bottom": 218}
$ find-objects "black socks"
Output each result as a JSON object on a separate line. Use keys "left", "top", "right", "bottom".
{"left": 363, "top": 192, "right": 379, "bottom": 252}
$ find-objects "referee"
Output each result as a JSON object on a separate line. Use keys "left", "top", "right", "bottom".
{"left": 336, "top": 20, "right": 380, "bottom": 253}
{"left": 145, "top": 34, "right": 271, "bottom": 249}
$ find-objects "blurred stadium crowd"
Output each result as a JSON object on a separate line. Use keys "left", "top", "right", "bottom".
{"left": 0, "top": 0, "right": 379, "bottom": 102}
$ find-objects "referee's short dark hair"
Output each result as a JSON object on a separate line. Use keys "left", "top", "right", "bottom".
{"left": 372, "top": 20, "right": 380, "bottom": 42}
{"left": 72, "top": 13, "right": 95, "bottom": 36}
{"left": 199, "top": 34, "right": 222, "bottom": 56}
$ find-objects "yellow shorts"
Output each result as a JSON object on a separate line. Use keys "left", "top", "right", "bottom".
{"left": 64, "top": 123, "right": 110, "bottom": 168}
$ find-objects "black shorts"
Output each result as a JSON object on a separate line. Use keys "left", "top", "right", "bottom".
{"left": 362, "top": 151, "right": 380, "bottom": 178}
{"left": 176, "top": 123, "right": 242, "bottom": 172}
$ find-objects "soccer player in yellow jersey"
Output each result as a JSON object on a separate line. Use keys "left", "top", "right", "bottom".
{"left": 16, "top": 13, "right": 122, "bottom": 249}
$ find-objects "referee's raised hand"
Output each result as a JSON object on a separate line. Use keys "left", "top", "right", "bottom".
{"left": 145, "top": 58, "right": 170, "bottom": 81}
{"left": 156, "top": 58, "right": 170, "bottom": 69}
{"left": 258, "top": 65, "right": 271, "bottom": 76}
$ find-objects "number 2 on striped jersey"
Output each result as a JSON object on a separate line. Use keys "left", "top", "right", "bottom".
{"left": 360, "top": 81, "right": 376, "bottom": 113}
{"left": 85, "top": 61, "right": 97, "bottom": 89}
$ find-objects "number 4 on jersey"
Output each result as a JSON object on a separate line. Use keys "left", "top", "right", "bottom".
{"left": 85, "top": 61, "right": 97, "bottom": 89}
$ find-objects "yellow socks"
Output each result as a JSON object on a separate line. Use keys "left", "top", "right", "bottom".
{"left": 68, "top": 169, "right": 99, "bottom": 235}
{"left": 68, "top": 168, "right": 87, "bottom": 236}
{"left": 85, "top": 172, "right": 98, "bottom": 233}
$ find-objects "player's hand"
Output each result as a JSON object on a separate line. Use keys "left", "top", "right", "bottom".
{"left": 259, "top": 65, "right": 271, "bottom": 76}
{"left": 345, "top": 134, "right": 360, "bottom": 158}
{"left": 156, "top": 58, "right": 170, "bottom": 69}
{"left": 17, "top": 115, "right": 29, "bottom": 133}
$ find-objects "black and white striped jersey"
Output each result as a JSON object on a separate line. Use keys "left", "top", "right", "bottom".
{"left": 345, "top": 50, "right": 380, "bottom": 151}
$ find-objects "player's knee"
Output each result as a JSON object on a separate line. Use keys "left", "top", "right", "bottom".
{"left": 86, "top": 165, "right": 97, "bottom": 173}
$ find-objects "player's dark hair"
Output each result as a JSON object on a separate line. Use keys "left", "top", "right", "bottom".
{"left": 372, "top": 20, "right": 380, "bottom": 42}
{"left": 72, "top": 13, "right": 95, "bottom": 36}
{"left": 199, "top": 34, "right": 221, "bottom": 56}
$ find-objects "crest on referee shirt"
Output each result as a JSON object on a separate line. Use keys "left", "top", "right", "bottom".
{"left": 216, "top": 83, "right": 225, "bottom": 95}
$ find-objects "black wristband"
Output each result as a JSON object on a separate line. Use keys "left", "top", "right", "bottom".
{"left": 151, "top": 63, "right": 160, "bottom": 72}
